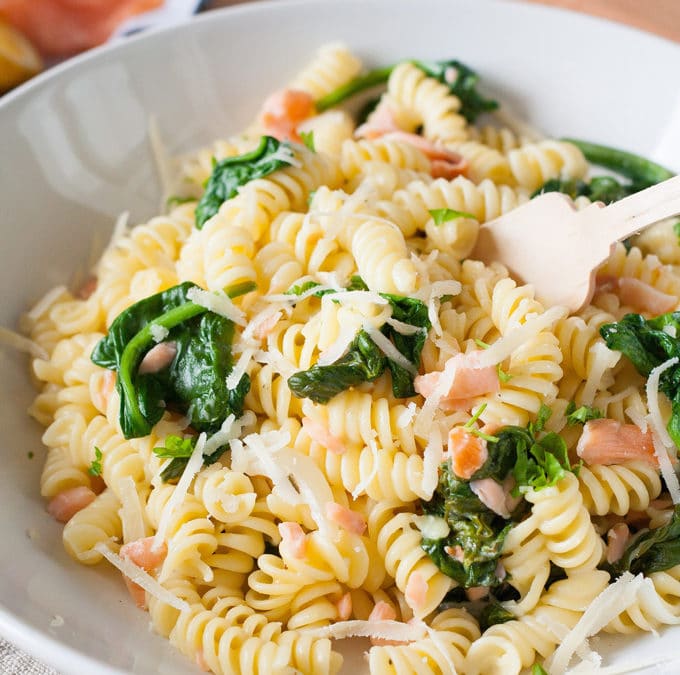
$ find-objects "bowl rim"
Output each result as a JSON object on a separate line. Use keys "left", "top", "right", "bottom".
{"left": 2, "top": 0, "right": 680, "bottom": 673}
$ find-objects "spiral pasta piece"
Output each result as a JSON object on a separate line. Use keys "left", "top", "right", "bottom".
{"left": 289, "top": 42, "right": 362, "bottom": 100}
{"left": 374, "top": 510, "right": 455, "bottom": 617}
{"left": 507, "top": 139, "right": 588, "bottom": 191}
{"left": 524, "top": 472, "right": 605, "bottom": 571}
{"left": 464, "top": 570, "right": 610, "bottom": 675}
{"left": 578, "top": 461, "right": 662, "bottom": 516}
{"left": 368, "top": 608, "right": 480, "bottom": 674}
{"left": 393, "top": 176, "right": 530, "bottom": 234}
{"left": 62, "top": 488, "right": 122, "bottom": 564}
{"left": 387, "top": 62, "right": 468, "bottom": 143}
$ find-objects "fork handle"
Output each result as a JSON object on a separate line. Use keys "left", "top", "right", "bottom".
{"left": 597, "top": 173, "right": 680, "bottom": 242}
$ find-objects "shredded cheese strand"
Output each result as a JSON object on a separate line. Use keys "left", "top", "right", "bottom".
{"left": 94, "top": 543, "right": 189, "bottom": 612}
{"left": 153, "top": 432, "right": 207, "bottom": 550}
{"left": 0, "top": 327, "right": 48, "bottom": 360}
{"left": 186, "top": 287, "right": 246, "bottom": 326}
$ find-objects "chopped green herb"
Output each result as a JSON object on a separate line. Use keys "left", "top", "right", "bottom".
{"left": 153, "top": 435, "right": 196, "bottom": 459}
{"left": 195, "top": 136, "right": 296, "bottom": 229}
{"left": 300, "top": 130, "right": 315, "bottom": 152}
{"left": 474, "top": 338, "right": 490, "bottom": 349}
{"left": 497, "top": 365, "right": 512, "bottom": 383}
{"left": 565, "top": 401, "right": 603, "bottom": 426}
{"left": 223, "top": 280, "right": 257, "bottom": 298}
{"left": 532, "top": 665, "right": 549, "bottom": 675}
{"left": 88, "top": 447, "right": 103, "bottom": 476}
{"left": 674, "top": 220, "right": 680, "bottom": 245}
{"left": 429, "top": 207, "right": 476, "bottom": 225}
{"left": 468, "top": 405, "right": 578, "bottom": 494}
{"left": 463, "top": 404, "right": 499, "bottom": 443}
{"left": 166, "top": 195, "right": 195, "bottom": 209}
{"left": 27, "top": 451, "right": 34, "bottom": 460}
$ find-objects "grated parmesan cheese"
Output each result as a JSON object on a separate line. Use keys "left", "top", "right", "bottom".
{"left": 397, "top": 402, "right": 418, "bottom": 429}
{"left": 306, "top": 619, "right": 427, "bottom": 643}
{"left": 477, "top": 305, "right": 568, "bottom": 369}
{"left": 94, "top": 542, "right": 189, "bottom": 612}
{"left": 226, "top": 347, "right": 255, "bottom": 390}
{"left": 186, "top": 287, "right": 246, "bottom": 326}
{"left": 149, "top": 324, "right": 169, "bottom": 343}
{"left": 421, "top": 424, "right": 443, "bottom": 499}
{"left": 645, "top": 357, "right": 680, "bottom": 504}
{"left": 253, "top": 348, "right": 297, "bottom": 379}
{"left": 546, "top": 572, "right": 645, "bottom": 675}
{"left": 25, "top": 284, "right": 69, "bottom": 322}
{"left": 351, "top": 439, "right": 380, "bottom": 499}
{"left": 0, "top": 327, "right": 48, "bottom": 360}
{"left": 317, "top": 322, "right": 357, "bottom": 366}
{"left": 153, "top": 432, "right": 207, "bottom": 550}
{"left": 118, "top": 476, "right": 148, "bottom": 544}
{"left": 362, "top": 322, "right": 416, "bottom": 374}
{"left": 385, "top": 317, "right": 424, "bottom": 336}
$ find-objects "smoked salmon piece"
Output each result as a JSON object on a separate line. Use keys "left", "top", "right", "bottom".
{"left": 47, "top": 486, "right": 96, "bottom": 523}
{"left": 415, "top": 351, "right": 500, "bottom": 410}
{"left": 258, "top": 88, "right": 316, "bottom": 142}
{"left": 0, "top": 0, "right": 163, "bottom": 58}
{"left": 120, "top": 536, "right": 167, "bottom": 608}
{"left": 447, "top": 426, "right": 488, "bottom": 479}
{"left": 576, "top": 418, "right": 658, "bottom": 467}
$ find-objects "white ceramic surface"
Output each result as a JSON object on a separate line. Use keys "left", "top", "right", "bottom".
{"left": 1, "top": 0, "right": 680, "bottom": 672}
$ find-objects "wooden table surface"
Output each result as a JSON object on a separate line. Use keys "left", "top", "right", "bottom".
{"left": 205, "top": 0, "right": 680, "bottom": 44}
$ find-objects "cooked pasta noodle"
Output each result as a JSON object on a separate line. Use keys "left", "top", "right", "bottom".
{"left": 22, "top": 44, "right": 680, "bottom": 675}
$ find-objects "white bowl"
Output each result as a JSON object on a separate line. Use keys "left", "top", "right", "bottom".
{"left": 1, "top": 1, "right": 680, "bottom": 673}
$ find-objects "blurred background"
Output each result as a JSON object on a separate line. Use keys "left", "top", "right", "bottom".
{"left": 0, "top": 0, "right": 678, "bottom": 95}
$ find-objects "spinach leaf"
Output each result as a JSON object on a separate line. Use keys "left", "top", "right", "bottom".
{"left": 380, "top": 293, "right": 430, "bottom": 398}
{"left": 601, "top": 311, "right": 680, "bottom": 446}
{"left": 606, "top": 505, "right": 680, "bottom": 577}
{"left": 195, "top": 136, "right": 296, "bottom": 229}
{"left": 413, "top": 60, "right": 498, "bottom": 122}
{"left": 421, "top": 462, "right": 511, "bottom": 588}
{"left": 288, "top": 330, "right": 386, "bottom": 403}
{"left": 315, "top": 59, "right": 497, "bottom": 123}
{"left": 479, "top": 600, "right": 515, "bottom": 631}
{"left": 674, "top": 220, "right": 680, "bottom": 245}
{"left": 91, "top": 282, "right": 249, "bottom": 439}
{"left": 287, "top": 280, "right": 430, "bottom": 401}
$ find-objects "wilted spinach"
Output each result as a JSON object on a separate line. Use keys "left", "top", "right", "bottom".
{"left": 195, "top": 136, "right": 296, "bottom": 229}
{"left": 287, "top": 280, "right": 430, "bottom": 401}
{"left": 605, "top": 504, "right": 680, "bottom": 577}
{"left": 413, "top": 59, "right": 498, "bottom": 122}
{"left": 601, "top": 311, "right": 680, "bottom": 446}
{"left": 91, "top": 282, "right": 249, "bottom": 439}
{"left": 315, "top": 59, "right": 497, "bottom": 123}
{"left": 421, "top": 463, "right": 512, "bottom": 588}
{"left": 287, "top": 330, "right": 386, "bottom": 404}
